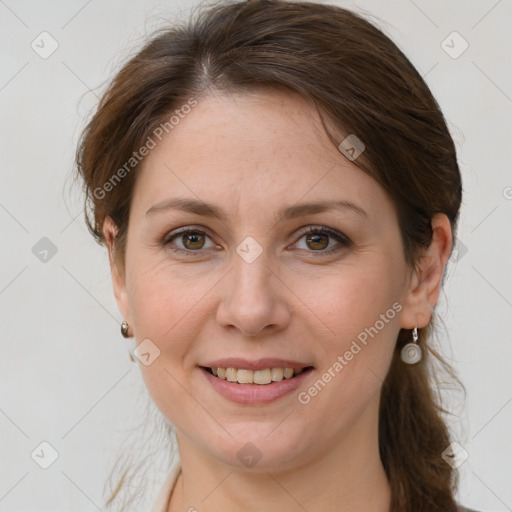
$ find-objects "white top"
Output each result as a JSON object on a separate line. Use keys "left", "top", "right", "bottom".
{"left": 151, "top": 463, "right": 181, "bottom": 512}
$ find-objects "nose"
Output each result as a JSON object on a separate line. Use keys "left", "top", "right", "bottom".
{"left": 216, "top": 253, "right": 291, "bottom": 338}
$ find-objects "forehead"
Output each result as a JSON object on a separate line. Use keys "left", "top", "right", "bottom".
{"left": 155, "top": 89, "right": 337, "bottom": 167}
{"left": 131, "top": 89, "right": 391, "bottom": 221}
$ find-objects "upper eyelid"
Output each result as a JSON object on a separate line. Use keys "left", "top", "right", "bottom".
{"left": 166, "top": 224, "right": 344, "bottom": 238}
{"left": 295, "top": 225, "right": 348, "bottom": 238}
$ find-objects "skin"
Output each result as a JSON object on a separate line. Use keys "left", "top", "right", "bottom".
{"left": 103, "top": 89, "right": 452, "bottom": 512}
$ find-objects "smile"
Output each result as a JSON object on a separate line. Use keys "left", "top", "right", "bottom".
{"left": 204, "top": 366, "right": 309, "bottom": 384}
{"left": 199, "top": 365, "right": 314, "bottom": 405}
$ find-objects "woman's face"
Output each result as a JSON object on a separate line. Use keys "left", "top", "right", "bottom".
{"left": 110, "top": 89, "right": 419, "bottom": 471}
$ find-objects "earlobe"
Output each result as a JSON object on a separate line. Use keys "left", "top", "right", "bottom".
{"left": 400, "top": 213, "right": 453, "bottom": 330}
{"left": 102, "top": 216, "right": 131, "bottom": 324}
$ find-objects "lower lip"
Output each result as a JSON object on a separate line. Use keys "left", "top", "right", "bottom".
{"left": 200, "top": 367, "right": 313, "bottom": 405}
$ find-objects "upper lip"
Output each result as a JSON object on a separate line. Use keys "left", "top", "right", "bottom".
{"left": 201, "top": 358, "right": 313, "bottom": 371}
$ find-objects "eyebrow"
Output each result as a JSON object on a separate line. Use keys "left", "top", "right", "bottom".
{"left": 145, "top": 197, "right": 368, "bottom": 222}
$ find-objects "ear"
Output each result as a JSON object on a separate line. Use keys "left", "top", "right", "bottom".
{"left": 400, "top": 213, "right": 453, "bottom": 330}
{"left": 103, "top": 216, "right": 132, "bottom": 331}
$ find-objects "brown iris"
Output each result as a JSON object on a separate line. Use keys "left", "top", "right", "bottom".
{"left": 306, "top": 233, "right": 329, "bottom": 250}
{"left": 181, "top": 231, "right": 206, "bottom": 250}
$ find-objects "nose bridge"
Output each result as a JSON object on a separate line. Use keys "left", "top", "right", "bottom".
{"left": 216, "top": 241, "right": 290, "bottom": 336}
{"left": 231, "top": 244, "right": 275, "bottom": 311}
{"left": 233, "top": 245, "right": 271, "bottom": 295}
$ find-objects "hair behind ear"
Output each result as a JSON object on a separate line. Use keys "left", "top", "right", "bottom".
{"left": 379, "top": 321, "right": 459, "bottom": 512}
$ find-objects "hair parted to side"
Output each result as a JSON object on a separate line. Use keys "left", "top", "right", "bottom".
{"left": 75, "top": 0, "right": 463, "bottom": 510}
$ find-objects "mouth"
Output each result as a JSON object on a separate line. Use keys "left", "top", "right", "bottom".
{"left": 199, "top": 364, "right": 314, "bottom": 405}
{"left": 201, "top": 366, "right": 313, "bottom": 385}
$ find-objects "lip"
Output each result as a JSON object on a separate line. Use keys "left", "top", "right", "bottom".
{"left": 202, "top": 358, "right": 310, "bottom": 371}
{"left": 200, "top": 366, "right": 314, "bottom": 405}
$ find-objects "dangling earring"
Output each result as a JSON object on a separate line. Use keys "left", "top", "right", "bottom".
{"left": 401, "top": 327, "right": 422, "bottom": 364}
{"left": 120, "top": 320, "right": 130, "bottom": 338}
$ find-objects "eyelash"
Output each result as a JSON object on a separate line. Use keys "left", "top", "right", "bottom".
{"left": 162, "top": 225, "right": 351, "bottom": 257}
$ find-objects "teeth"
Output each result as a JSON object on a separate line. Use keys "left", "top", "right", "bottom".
{"left": 225, "top": 368, "right": 237, "bottom": 382}
{"left": 254, "top": 369, "right": 272, "bottom": 385}
{"left": 211, "top": 366, "right": 306, "bottom": 385}
{"left": 271, "top": 367, "right": 284, "bottom": 381}
{"left": 237, "top": 369, "right": 253, "bottom": 384}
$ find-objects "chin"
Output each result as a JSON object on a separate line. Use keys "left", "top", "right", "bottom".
{"left": 197, "top": 426, "right": 315, "bottom": 472}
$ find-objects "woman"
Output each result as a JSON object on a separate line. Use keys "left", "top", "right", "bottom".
{"left": 75, "top": 0, "right": 476, "bottom": 510}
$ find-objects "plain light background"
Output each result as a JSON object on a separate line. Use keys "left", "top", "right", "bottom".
{"left": 1, "top": 0, "right": 511, "bottom": 510}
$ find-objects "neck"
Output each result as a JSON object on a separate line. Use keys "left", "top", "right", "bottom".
{"left": 168, "top": 403, "right": 390, "bottom": 512}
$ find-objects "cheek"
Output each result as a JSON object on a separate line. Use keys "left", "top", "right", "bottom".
{"left": 296, "top": 257, "right": 402, "bottom": 341}
{"left": 128, "top": 285, "right": 202, "bottom": 430}
{"left": 124, "top": 255, "right": 228, "bottom": 414}
{"left": 128, "top": 271, "right": 206, "bottom": 358}
{"left": 292, "top": 295, "right": 397, "bottom": 439}
{"left": 296, "top": 258, "right": 402, "bottom": 394}
{"left": 126, "top": 245, "right": 211, "bottom": 337}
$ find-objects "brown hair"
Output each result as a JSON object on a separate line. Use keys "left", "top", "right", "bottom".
{"left": 75, "top": 0, "right": 463, "bottom": 510}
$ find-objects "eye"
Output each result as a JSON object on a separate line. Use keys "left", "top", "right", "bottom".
{"left": 162, "top": 225, "right": 351, "bottom": 257}
{"left": 292, "top": 226, "right": 351, "bottom": 255}
{"left": 163, "top": 228, "right": 217, "bottom": 255}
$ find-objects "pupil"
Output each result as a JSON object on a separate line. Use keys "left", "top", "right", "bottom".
{"left": 185, "top": 232, "right": 204, "bottom": 249}
{"left": 307, "top": 233, "right": 328, "bottom": 250}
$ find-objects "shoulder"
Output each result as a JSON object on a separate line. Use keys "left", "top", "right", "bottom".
{"left": 151, "top": 464, "right": 181, "bottom": 512}
{"left": 457, "top": 505, "right": 481, "bottom": 512}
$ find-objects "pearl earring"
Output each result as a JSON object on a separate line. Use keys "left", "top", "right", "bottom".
{"left": 401, "top": 327, "right": 422, "bottom": 364}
